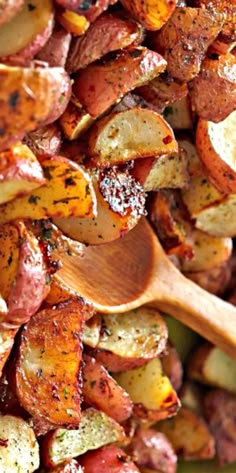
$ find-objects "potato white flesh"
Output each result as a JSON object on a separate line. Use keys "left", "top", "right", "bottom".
{"left": 82, "top": 314, "right": 101, "bottom": 348}
{"left": 163, "top": 96, "right": 193, "bottom": 130}
{"left": 0, "top": 142, "right": 45, "bottom": 204}
{"left": 0, "top": 0, "right": 53, "bottom": 57}
{"left": 41, "top": 408, "right": 126, "bottom": 468}
{"left": 88, "top": 108, "right": 177, "bottom": 166}
{"left": 0, "top": 156, "right": 96, "bottom": 224}
{"left": 115, "top": 357, "right": 180, "bottom": 421}
{"left": 196, "top": 111, "right": 236, "bottom": 193}
{"left": 54, "top": 167, "right": 145, "bottom": 245}
{"left": 187, "top": 343, "right": 236, "bottom": 394}
{"left": 178, "top": 138, "right": 202, "bottom": 177}
{"left": 0, "top": 414, "right": 39, "bottom": 473}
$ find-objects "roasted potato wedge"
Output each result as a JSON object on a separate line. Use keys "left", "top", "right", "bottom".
{"left": 196, "top": 111, "right": 236, "bottom": 194}
{"left": 131, "top": 150, "right": 189, "bottom": 192}
{"left": 37, "top": 25, "right": 72, "bottom": 68}
{"left": 0, "top": 0, "right": 24, "bottom": 27}
{"left": 158, "top": 407, "right": 215, "bottom": 460}
{"left": 89, "top": 308, "right": 167, "bottom": 372}
{"left": 0, "top": 142, "right": 45, "bottom": 204}
{"left": 126, "top": 428, "right": 177, "bottom": 473}
{"left": 73, "top": 47, "right": 166, "bottom": 118}
{"left": 120, "top": 0, "right": 177, "bottom": 31}
{"left": 0, "top": 65, "right": 71, "bottom": 151}
{"left": 189, "top": 54, "right": 236, "bottom": 123}
{"left": 163, "top": 96, "right": 194, "bottom": 130}
{"left": 66, "top": 11, "right": 143, "bottom": 73}
{"left": 162, "top": 343, "right": 183, "bottom": 392}
{"left": 204, "top": 389, "right": 236, "bottom": 466}
{"left": 187, "top": 342, "right": 236, "bottom": 394}
{"left": 24, "top": 124, "right": 62, "bottom": 159}
{"left": 150, "top": 7, "right": 223, "bottom": 82}
{"left": 87, "top": 108, "right": 177, "bottom": 166}
{"left": 54, "top": 167, "right": 145, "bottom": 245}
{"left": 0, "top": 0, "right": 54, "bottom": 62}
{"left": 114, "top": 357, "right": 180, "bottom": 422}
{"left": 82, "top": 354, "right": 133, "bottom": 423}
{"left": 0, "top": 414, "right": 39, "bottom": 473}
{"left": 0, "top": 156, "right": 96, "bottom": 224}
{"left": 59, "top": 102, "right": 94, "bottom": 140}
{"left": 80, "top": 445, "right": 140, "bottom": 473}
{"left": 0, "top": 220, "right": 49, "bottom": 328}
{"left": 41, "top": 408, "right": 126, "bottom": 468}
{"left": 13, "top": 299, "right": 86, "bottom": 426}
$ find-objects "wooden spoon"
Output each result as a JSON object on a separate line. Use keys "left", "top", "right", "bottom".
{"left": 57, "top": 218, "right": 236, "bottom": 358}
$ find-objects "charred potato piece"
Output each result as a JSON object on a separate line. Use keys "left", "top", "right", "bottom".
{"left": 24, "top": 124, "right": 62, "bottom": 158}
{"left": 37, "top": 25, "right": 72, "bottom": 68}
{"left": 126, "top": 428, "right": 177, "bottom": 473}
{"left": 0, "top": 65, "right": 71, "bottom": 151}
{"left": 73, "top": 47, "right": 167, "bottom": 118}
{"left": 54, "top": 167, "right": 145, "bottom": 245}
{"left": 120, "top": 0, "right": 177, "bottom": 31}
{"left": 12, "top": 299, "right": 88, "bottom": 426}
{"left": 150, "top": 7, "right": 223, "bottom": 82}
{"left": 0, "top": 0, "right": 54, "bottom": 64}
{"left": 66, "top": 11, "right": 143, "bottom": 73}
{"left": 0, "top": 142, "right": 45, "bottom": 204}
{"left": 82, "top": 354, "right": 133, "bottom": 423}
{"left": 0, "top": 0, "right": 24, "bottom": 27}
{"left": 80, "top": 445, "right": 140, "bottom": 473}
{"left": 187, "top": 342, "right": 236, "bottom": 394}
{"left": 189, "top": 54, "right": 236, "bottom": 123}
{"left": 0, "top": 156, "right": 96, "bottom": 224}
{"left": 114, "top": 357, "right": 180, "bottom": 422}
{"left": 0, "top": 414, "right": 39, "bottom": 473}
{"left": 41, "top": 408, "right": 126, "bottom": 468}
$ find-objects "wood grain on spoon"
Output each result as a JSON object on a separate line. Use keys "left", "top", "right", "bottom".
{"left": 57, "top": 218, "right": 236, "bottom": 358}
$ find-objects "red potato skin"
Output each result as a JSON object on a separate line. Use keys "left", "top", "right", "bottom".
{"left": 37, "top": 26, "right": 72, "bottom": 68}
{"left": 73, "top": 47, "right": 167, "bottom": 117}
{"left": 0, "top": 144, "right": 45, "bottom": 188}
{"left": 126, "top": 428, "right": 177, "bottom": 473}
{"left": 0, "top": 0, "right": 24, "bottom": 27}
{"left": 80, "top": 445, "right": 141, "bottom": 473}
{"left": 86, "top": 348, "right": 154, "bottom": 373}
{"left": 24, "top": 124, "right": 62, "bottom": 158}
{"left": 49, "top": 459, "right": 83, "bottom": 472}
{"left": 66, "top": 12, "right": 143, "bottom": 73}
{"left": 39, "top": 70, "right": 72, "bottom": 126}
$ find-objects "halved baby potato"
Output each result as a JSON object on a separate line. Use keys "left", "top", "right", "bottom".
{"left": 0, "top": 156, "right": 96, "bottom": 224}
{"left": 59, "top": 102, "right": 94, "bottom": 140}
{"left": 80, "top": 446, "right": 140, "bottom": 473}
{"left": 87, "top": 108, "right": 177, "bottom": 167}
{"left": 73, "top": 47, "right": 167, "bottom": 118}
{"left": 196, "top": 111, "right": 236, "bottom": 194}
{"left": 120, "top": 0, "right": 177, "bottom": 31}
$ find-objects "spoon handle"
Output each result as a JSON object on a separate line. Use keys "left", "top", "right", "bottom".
{"left": 149, "top": 261, "right": 236, "bottom": 358}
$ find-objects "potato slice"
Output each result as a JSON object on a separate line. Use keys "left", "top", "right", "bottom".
{"left": 120, "top": 0, "right": 176, "bottom": 31}
{"left": 66, "top": 11, "right": 143, "bottom": 73}
{"left": 0, "top": 65, "right": 71, "bottom": 151}
{"left": 137, "top": 73, "right": 188, "bottom": 113}
{"left": 0, "top": 0, "right": 24, "bottom": 27}
{"left": 87, "top": 108, "right": 177, "bottom": 166}
{"left": 57, "top": 10, "right": 89, "bottom": 36}
{"left": 73, "top": 47, "right": 166, "bottom": 117}
{"left": 13, "top": 299, "right": 86, "bottom": 426}
{"left": 194, "top": 0, "right": 236, "bottom": 45}
{"left": 164, "top": 96, "right": 194, "bottom": 130}
{"left": 151, "top": 7, "right": 223, "bottom": 81}
{"left": 0, "top": 142, "right": 45, "bottom": 204}
{"left": 189, "top": 54, "right": 236, "bottom": 123}
{"left": 0, "top": 414, "right": 39, "bottom": 473}
{"left": 0, "top": 0, "right": 54, "bottom": 59}
{"left": 0, "top": 156, "right": 96, "bottom": 224}
{"left": 41, "top": 408, "right": 126, "bottom": 467}
{"left": 158, "top": 407, "right": 215, "bottom": 460}
{"left": 80, "top": 445, "right": 140, "bottom": 473}
{"left": 196, "top": 111, "right": 236, "bottom": 193}
{"left": 82, "top": 354, "right": 133, "bottom": 423}
{"left": 59, "top": 102, "right": 94, "bottom": 140}
{"left": 92, "top": 308, "right": 168, "bottom": 372}
{"left": 114, "top": 357, "right": 180, "bottom": 422}
{"left": 131, "top": 150, "right": 189, "bottom": 192}
{"left": 54, "top": 167, "right": 145, "bottom": 245}
{"left": 187, "top": 342, "right": 236, "bottom": 394}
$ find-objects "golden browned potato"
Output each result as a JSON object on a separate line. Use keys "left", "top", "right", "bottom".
{"left": 37, "top": 25, "right": 72, "bottom": 67}
{"left": 0, "top": 0, "right": 24, "bottom": 27}
{"left": 158, "top": 406, "right": 215, "bottom": 460}
{"left": 0, "top": 0, "right": 54, "bottom": 64}
{"left": 204, "top": 389, "right": 236, "bottom": 466}
{"left": 120, "top": 0, "right": 177, "bottom": 31}
{"left": 0, "top": 65, "right": 71, "bottom": 151}
{"left": 0, "top": 142, "right": 45, "bottom": 204}
{"left": 13, "top": 299, "right": 88, "bottom": 426}
{"left": 41, "top": 408, "right": 126, "bottom": 468}
{"left": 150, "top": 7, "right": 223, "bottom": 82}
{"left": 66, "top": 11, "right": 143, "bottom": 73}
{"left": 59, "top": 102, "right": 94, "bottom": 141}
{"left": 196, "top": 111, "right": 236, "bottom": 194}
{"left": 189, "top": 54, "right": 236, "bottom": 123}
{"left": 73, "top": 47, "right": 167, "bottom": 118}
{"left": 24, "top": 124, "right": 62, "bottom": 158}
{"left": 56, "top": 10, "right": 89, "bottom": 36}
{"left": 0, "top": 156, "right": 97, "bottom": 224}
{"left": 87, "top": 108, "right": 177, "bottom": 166}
